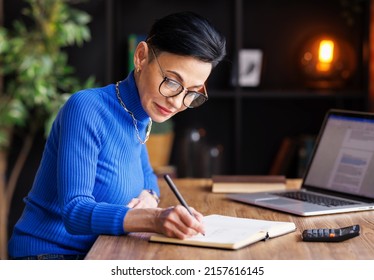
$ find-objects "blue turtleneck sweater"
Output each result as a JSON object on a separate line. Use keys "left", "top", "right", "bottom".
{"left": 8, "top": 72, "right": 159, "bottom": 258}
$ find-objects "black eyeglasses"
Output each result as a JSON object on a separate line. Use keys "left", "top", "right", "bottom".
{"left": 150, "top": 47, "right": 208, "bottom": 108}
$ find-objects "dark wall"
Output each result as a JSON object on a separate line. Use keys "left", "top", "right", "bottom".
{"left": 4, "top": 0, "right": 370, "bottom": 238}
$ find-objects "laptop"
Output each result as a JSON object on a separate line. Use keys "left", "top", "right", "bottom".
{"left": 227, "top": 109, "right": 374, "bottom": 216}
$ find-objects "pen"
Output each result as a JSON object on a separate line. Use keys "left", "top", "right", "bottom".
{"left": 164, "top": 174, "right": 205, "bottom": 236}
{"left": 164, "top": 174, "right": 194, "bottom": 216}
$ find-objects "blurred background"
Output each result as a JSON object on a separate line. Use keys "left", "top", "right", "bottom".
{"left": 1, "top": 0, "right": 374, "bottom": 257}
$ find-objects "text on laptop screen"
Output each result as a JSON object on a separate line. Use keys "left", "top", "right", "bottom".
{"left": 304, "top": 114, "right": 374, "bottom": 199}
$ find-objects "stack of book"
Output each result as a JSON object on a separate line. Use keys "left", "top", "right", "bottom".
{"left": 211, "top": 175, "right": 286, "bottom": 193}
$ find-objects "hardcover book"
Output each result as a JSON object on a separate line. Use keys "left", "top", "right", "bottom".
{"left": 149, "top": 214, "right": 296, "bottom": 250}
{"left": 211, "top": 175, "right": 286, "bottom": 193}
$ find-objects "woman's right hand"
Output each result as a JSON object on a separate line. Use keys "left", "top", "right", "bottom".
{"left": 123, "top": 205, "right": 205, "bottom": 239}
{"left": 155, "top": 205, "right": 205, "bottom": 239}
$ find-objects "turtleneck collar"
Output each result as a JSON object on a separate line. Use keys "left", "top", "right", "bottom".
{"left": 117, "top": 71, "right": 150, "bottom": 124}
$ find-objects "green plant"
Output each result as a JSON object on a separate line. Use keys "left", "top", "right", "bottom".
{"left": 0, "top": 0, "right": 95, "bottom": 259}
{"left": 151, "top": 119, "right": 174, "bottom": 134}
{"left": 0, "top": 0, "right": 95, "bottom": 145}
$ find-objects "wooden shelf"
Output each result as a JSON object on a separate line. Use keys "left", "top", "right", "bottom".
{"left": 102, "top": 0, "right": 371, "bottom": 176}
{"left": 209, "top": 88, "right": 367, "bottom": 99}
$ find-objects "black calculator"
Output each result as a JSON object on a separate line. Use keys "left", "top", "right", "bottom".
{"left": 302, "top": 225, "right": 360, "bottom": 242}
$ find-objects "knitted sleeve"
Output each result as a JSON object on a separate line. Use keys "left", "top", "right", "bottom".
{"left": 57, "top": 90, "right": 128, "bottom": 235}
{"left": 140, "top": 144, "right": 160, "bottom": 197}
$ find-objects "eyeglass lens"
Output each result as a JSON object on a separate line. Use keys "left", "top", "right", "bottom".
{"left": 159, "top": 78, "right": 207, "bottom": 108}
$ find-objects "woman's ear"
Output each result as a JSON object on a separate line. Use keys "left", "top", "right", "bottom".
{"left": 133, "top": 41, "right": 149, "bottom": 72}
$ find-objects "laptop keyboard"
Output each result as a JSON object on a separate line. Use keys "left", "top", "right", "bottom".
{"left": 274, "top": 191, "right": 359, "bottom": 207}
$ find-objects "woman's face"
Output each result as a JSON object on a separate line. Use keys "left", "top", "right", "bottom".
{"left": 134, "top": 43, "right": 212, "bottom": 123}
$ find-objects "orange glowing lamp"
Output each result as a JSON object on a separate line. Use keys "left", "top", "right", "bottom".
{"left": 300, "top": 34, "right": 356, "bottom": 89}
{"left": 316, "top": 40, "right": 334, "bottom": 72}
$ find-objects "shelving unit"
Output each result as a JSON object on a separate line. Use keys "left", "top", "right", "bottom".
{"left": 94, "top": 0, "right": 370, "bottom": 177}
{"left": 6, "top": 0, "right": 369, "bottom": 178}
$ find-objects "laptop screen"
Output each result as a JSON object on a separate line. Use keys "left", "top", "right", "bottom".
{"left": 304, "top": 110, "right": 374, "bottom": 199}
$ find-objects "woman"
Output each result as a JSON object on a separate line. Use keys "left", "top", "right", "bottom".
{"left": 8, "top": 11, "right": 226, "bottom": 259}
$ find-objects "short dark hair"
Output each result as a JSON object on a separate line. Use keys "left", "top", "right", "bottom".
{"left": 146, "top": 11, "right": 226, "bottom": 68}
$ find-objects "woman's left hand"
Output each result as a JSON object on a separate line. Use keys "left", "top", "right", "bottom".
{"left": 127, "top": 190, "right": 159, "bottom": 208}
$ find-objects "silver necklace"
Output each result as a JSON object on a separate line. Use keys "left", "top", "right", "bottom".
{"left": 115, "top": 81, "right": 152, "bottom": 144}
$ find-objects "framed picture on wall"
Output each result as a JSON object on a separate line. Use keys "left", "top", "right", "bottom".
{"left": 238, "top": 49, "right": 263, "bottom": 87}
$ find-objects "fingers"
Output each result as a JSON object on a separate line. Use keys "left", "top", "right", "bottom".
{"left": 190, "top": 207, "right": 204, "bottom": 223}
{"left": 127, "top": 190, "right": 159, "bottom": 209}
{"left": 158, "top": 205, "right": 205, "bottom": 239}
{"left": 127, "top": 198, "right": 140, "bottom": 208}
{"left": 178, "top": 207, "right": 205, "bottom": 236}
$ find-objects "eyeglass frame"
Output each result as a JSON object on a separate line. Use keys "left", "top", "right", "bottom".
{"left": 149, "top": 46, "right": 209, "bottom": 108}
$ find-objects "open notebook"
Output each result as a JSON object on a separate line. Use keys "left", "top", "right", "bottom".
{"left": 228, "top": 109, "right": 374, "bottom": 216}
{"left": 149, "top": 214, "right": 296, "bottom": 250}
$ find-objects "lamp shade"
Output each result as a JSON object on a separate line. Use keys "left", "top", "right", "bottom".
{"left": 300, "top": 35, "right": 356, "bottom": 89}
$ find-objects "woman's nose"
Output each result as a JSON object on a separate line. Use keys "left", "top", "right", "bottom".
{"left": 166, "top": 92, "right": 185, "bottom": 109}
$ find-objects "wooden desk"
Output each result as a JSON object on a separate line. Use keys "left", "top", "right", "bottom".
{"left": 85, "top": 178, "right": 374, "bottom": 260}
